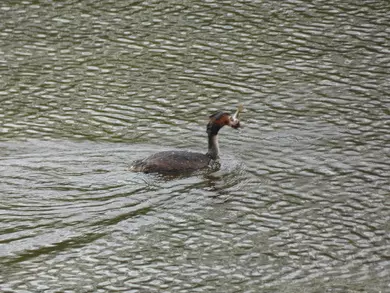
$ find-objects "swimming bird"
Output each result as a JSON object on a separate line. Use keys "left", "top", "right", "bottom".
{"left": 131, "top": 107, "right": 242, "bottom": 174}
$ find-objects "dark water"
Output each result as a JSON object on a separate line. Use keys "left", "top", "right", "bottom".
{"left": 1, "top": 0, "right": 390, "bottom": 292}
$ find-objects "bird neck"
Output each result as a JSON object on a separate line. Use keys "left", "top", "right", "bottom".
{"left": 206, "top": 133, "right": 220, "bottom": 160}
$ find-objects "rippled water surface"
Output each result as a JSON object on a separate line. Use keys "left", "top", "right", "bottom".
{"left": 1, "top": 0, "right": 390, "bottom": 292}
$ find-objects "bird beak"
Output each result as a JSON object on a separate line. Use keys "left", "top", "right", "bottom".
{"left": 230, "top": 105, "right": 243, "bottom": 129}
{"left": 232, "top": 104, "right": 243, "bottom": 120}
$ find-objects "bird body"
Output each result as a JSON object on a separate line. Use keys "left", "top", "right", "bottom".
{"left": 131, "top": 108, "right": 241, "bottom": 174}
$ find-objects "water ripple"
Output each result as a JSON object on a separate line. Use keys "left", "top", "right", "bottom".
{"left": 1, "top": 0, "right": 390, "bottom": 292}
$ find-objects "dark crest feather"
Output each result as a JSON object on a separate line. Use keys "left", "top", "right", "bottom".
{"left": 207, "top": 111, "right": 230, "bottom": 134}
{"left": 209, "top": 111, "right": 228, "bottom": 120}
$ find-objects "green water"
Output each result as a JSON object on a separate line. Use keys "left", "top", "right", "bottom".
{"left": 1, "top": 1, "right": 389, "bottom": 292}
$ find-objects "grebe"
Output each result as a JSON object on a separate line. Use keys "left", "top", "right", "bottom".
{"left": 131, "top": 107, "right": 242, "bottom": 174}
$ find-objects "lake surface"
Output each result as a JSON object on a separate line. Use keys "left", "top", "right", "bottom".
{"left": 1, "top": 0, "right": 389, "bottom": 292}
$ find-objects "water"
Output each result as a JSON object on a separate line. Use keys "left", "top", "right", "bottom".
{"left": 1, "top": 0, "right": 389, "bottom": 292}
